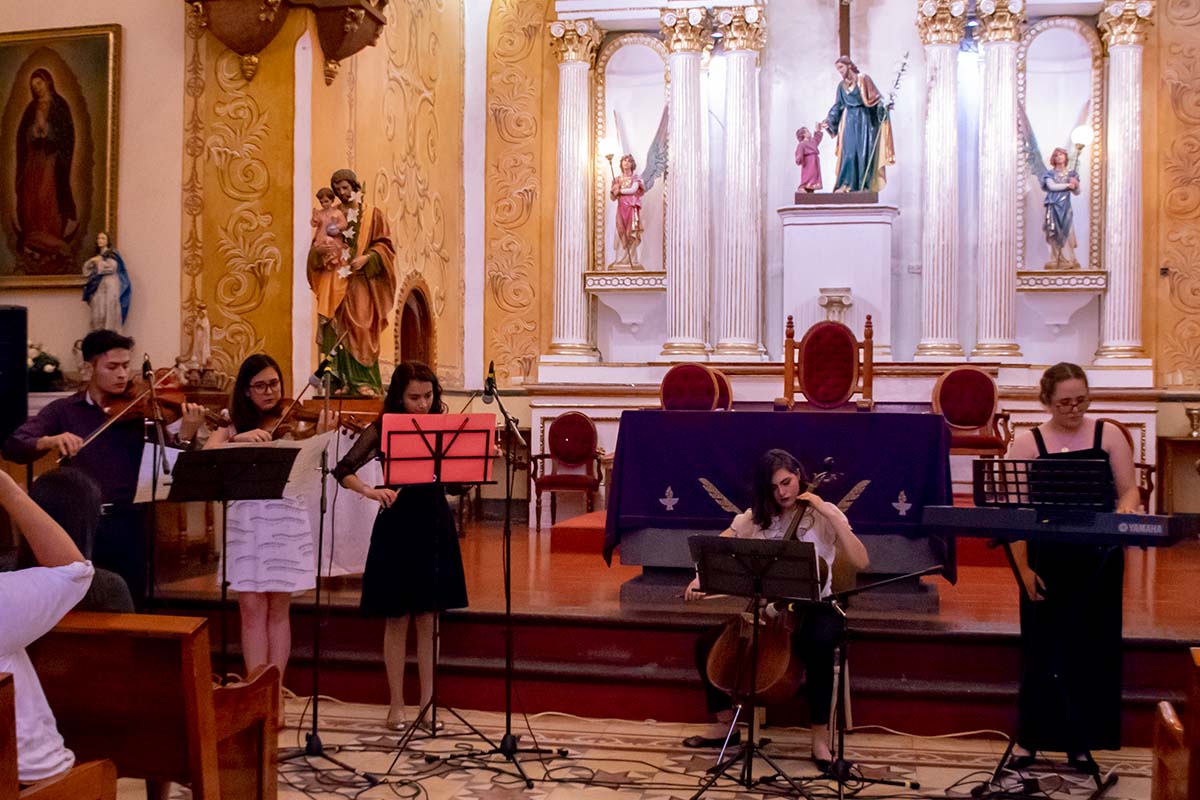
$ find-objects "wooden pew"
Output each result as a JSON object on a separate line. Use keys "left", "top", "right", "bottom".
{"left": 1152, "top": 648, "right": 1200, "bottom": 800}
{"left": 1, "top": 673, "right": 117, "bottom": 800}
{"left": 26, "top": 613, "right": 278, "bottom": 800}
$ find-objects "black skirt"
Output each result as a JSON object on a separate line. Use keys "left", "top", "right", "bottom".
{"left": 360, "top": 484, "right": 468, "bottom": 617}
{"left": 1017, "top": 541, "right": 1124, "bottom": 752}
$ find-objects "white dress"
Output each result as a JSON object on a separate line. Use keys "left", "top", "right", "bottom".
{"left": 222, "top": 495, "right": 316, "bottom": 593}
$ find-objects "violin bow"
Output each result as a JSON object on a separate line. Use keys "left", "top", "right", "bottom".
{"left": 62, "top": 369, "right": 177, "bottom": 464}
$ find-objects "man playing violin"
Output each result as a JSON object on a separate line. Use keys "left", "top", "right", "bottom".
{"left": 2, "top": 329, "right": 205, "bottom": 609}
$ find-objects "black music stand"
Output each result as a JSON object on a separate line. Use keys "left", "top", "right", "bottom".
{"left": 167, "top": 446, "right": 297, "bottom": 683}
{"left": 375, "top": 414, "right": 510, "bottom": 776}
{"left": 686, "top": 535, "right": 821, "bottom": 799}
{"left": 971, "top": 458, "right": 1118, "bottom": 800}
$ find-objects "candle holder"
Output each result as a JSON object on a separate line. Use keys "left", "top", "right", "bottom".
{"left": 1186, "top": 406, "right": 1200, "bottom": 439}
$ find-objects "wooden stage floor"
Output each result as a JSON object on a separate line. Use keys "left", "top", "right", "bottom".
{"left": 156, "top": 520, "right": 1200, "bottom": 642}
{"left": 152, "top": 521, "right": 1200, "bottom": 745}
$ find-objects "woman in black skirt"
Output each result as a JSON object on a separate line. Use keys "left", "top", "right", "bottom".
{"left": 333, "top": 362, "right": 468, "bottom": 731}
{"left": 1005, "top": 362, "right": 1140, "bottom": 772}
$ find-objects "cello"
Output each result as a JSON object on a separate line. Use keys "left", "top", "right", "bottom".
{"left": 703, "top": 464, "right": 838, "bottom": 706}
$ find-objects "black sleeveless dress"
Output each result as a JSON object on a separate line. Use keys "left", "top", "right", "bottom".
{"left": 332, "top": 423, "right": 468, "bottom": 618}
{"left": 1017, "top": 419, "right": 1124, "bottom": 752}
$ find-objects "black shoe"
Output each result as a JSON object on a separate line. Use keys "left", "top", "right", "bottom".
{"left": 813, "top": 757, "right": 832, "bottom": 773}
{"left": 682, "top": 731, "right": 741, "bottom": 749}
{"left": 1067, "top": 753, "right": 1099, "bottom": 775}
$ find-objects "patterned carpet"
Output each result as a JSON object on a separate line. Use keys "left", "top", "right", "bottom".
{"left": 118, "top": 697, "right": 1153, "bottom": 799}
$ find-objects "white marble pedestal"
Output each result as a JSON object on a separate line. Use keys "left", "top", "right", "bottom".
{"left": 778, "top": 204, "right": 898, "bottom": 359}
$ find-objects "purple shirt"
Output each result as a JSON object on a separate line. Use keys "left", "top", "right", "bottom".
{"left": 2, "top": 391, "right": 145, "bottom": 504}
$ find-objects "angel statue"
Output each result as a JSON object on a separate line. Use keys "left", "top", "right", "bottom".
{"left": 610, "top": 154, "right": 645, "bottom": 267}
{"left": 606, "top": 108, "right": 667, "bottom": 269}
{"left": 1021, "top": 109, "right": 1085, "bottom": 269}
{"left": 1040, "top": 147, "right": 1081, "bottom": 268}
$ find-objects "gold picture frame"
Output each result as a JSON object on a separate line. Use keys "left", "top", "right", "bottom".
{"left": 0, "top": 24, "right": 120, "bottom": 289}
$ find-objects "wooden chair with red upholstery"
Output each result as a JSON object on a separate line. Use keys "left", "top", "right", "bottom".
{"left": 1097, "top": 417, "right": 1156, "bottom": 512}
{"left": 709, "top": 368, "right": 734, "bottom": 411}
{"left": 775, "top": 315, "right": 874, "bottom": 411}
{"left": 1151, "top": 648, "right": 1200, "bottom": 800}
{"left": 931, "top": 366, "right": 1011, "bottom": 457}
{"left": 659, "top": 363, "right": 720, "bottom": 411}
{"left": 530, "top": 411, "right": 604, "bottom": 533}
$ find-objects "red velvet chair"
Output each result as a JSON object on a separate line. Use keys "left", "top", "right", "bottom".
{"left": 710, "top": 368, "right": 733, "bottom": 410}
{"left": 775, "top": 315, "right": 874, "bottom": 411}
{"left": 660, "top": 363, "right": 719, "bottom": 410}
{"left": 530, "top": 412, "right": 603, "bottom": 533}
{"left": 931, "top": 366, "right": 1011, "bottom": 457}
{"left": 1098, "top": 417, "right": 1156, "bottom": 512}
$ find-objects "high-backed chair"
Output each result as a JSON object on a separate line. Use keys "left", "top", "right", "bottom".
{"left": 710, "top": 368, "right": 733, "bottom": 411}
{"left": 931, "top": 366, "right": 1011, "bottom": 457}
{"left": 775, "top": 315, "right": 874, "bottom": 411}
{"left": 1098, "top": 417, "right": 1156, "bottom": 512}
{"left": 530, "top": 412, "right": 603, "bottom": 533}
{"left": 1151, "top": 648, "right": 1200, "bottom": 800}
{"left": 660, "top": 363, "right": 720, "bottom": 411}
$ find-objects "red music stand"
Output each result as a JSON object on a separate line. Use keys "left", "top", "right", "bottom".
{"left": 380, "top": 413, "right": 496, "bottom": 486}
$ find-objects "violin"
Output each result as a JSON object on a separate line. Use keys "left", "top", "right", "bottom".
{"left": 703, "top": 461, "right": 839, "bottom": 706}
{"left": 259, "top": 398, "right": 372, "bottom": 441}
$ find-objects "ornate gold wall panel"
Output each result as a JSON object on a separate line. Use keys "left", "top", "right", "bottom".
{"left": 1151, "top": 6, "right": 1200, "bottom": 385}
{"left": 331, "top": 0, "right": 465, "bottom": 388}
{"left": 484, "top": 0, "right": 557, "bottom": 385}
{"left": 181, "top": 7, "right": 302, "bottom": 383}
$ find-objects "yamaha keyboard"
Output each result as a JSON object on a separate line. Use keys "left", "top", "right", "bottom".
{"left": 921, "top": 505, "right": 1200, "bottom": 548}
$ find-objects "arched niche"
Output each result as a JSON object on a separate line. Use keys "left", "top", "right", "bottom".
{"left": 1017, "top": 17, "right": 1104, "bottom": 272}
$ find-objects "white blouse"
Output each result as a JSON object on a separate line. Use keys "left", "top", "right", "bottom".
{"left": 729, "top": 502, "right": 845, "bottom": 598}
{"left": 0, "top": 561, "right": 93, "bottom": 782}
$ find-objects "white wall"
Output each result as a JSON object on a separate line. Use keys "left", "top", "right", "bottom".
{"left": 0, "top": 2, "right": 184, "bottom": 373}
{"left": 462, "top": 0, "right": 490, "bottom": 389}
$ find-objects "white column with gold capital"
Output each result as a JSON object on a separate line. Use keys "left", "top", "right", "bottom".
{"left": 661, "top": 8, "right": 712, "bottom": 359}
{"left": 915, "top": 0, "right": 967, "bottom": 360}
{"left": 546, "top": 19, "right": 602, "bottom": 362}
{"left": 1096, "top": 0, "right": 1154, "bottom": 362}
{"left": 972, "top": 0, "right": 1024, "bottom": 360}
{"left": 713, "top": 6, "right": 767, "bottom": 360}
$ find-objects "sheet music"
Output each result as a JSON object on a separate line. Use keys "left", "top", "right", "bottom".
{"left": 134, "top": 442, "right": 182, "bottom": 503}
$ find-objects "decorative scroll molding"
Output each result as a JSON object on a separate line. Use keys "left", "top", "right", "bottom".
{"left": 593, "top": 33, "right": 669, "bottom": 277}
{"left": 976, "top": 0, "right": 1025, "bottom": 43}
{"left": 484, "top": 0, "right": 552, "bottom": 383}
{"left": 1156, "top": 0, "right": 1200, "bottom": 383}
{"left": 916, "top": 0, "right": 967, "bottom": 45}
{"left": 548, "top": 18, "right": 602, "bottom": 63}
{"left": 660, "top": 8, "right": 711, "bottom": 53}
{"left": 714, "top": 6, "right": 766, "bottom": 52}
{"left": 1016, "top": 17, "right": 1105, "bottom": 272}
{"left": 1099, "top": 0, "right": 1156, "bottom": 48}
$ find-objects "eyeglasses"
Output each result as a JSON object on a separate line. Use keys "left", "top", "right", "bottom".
{"left": 249, "top": 378, "right": 281, "bottom": 394}
{"left": 1053, "top": 396, "right": 1089, "bottom": 412}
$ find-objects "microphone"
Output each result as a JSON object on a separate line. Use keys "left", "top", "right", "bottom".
{"left": 308, "top": 353, "right": 334, "bottom": 389}
{"left": 142, "top": 354, "right": 152, "bottom": 380}
{"left": 482, "top": 361, "right": 497, "bottom": 405}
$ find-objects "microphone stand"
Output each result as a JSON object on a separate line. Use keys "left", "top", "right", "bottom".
{"left": 143, "top": 362, "right": 172, "bottom": 608}
{"left": 279, "top": 338, "right": 378, "bottom": 786}
{"left": 443, "top": 383, "right": 558, "bottom": 785}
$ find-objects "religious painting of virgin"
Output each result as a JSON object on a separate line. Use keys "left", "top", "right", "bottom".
{"left": 0, "top": 25, "right": 120, "bottom": 288}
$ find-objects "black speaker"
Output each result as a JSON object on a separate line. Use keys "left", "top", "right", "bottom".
{"left": 0, "top": 306, "right": 29, "bottom": 445}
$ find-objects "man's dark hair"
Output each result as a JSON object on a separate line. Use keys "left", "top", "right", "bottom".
{"left": 81, "top": 329, "right": 134, "bottom": 362}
